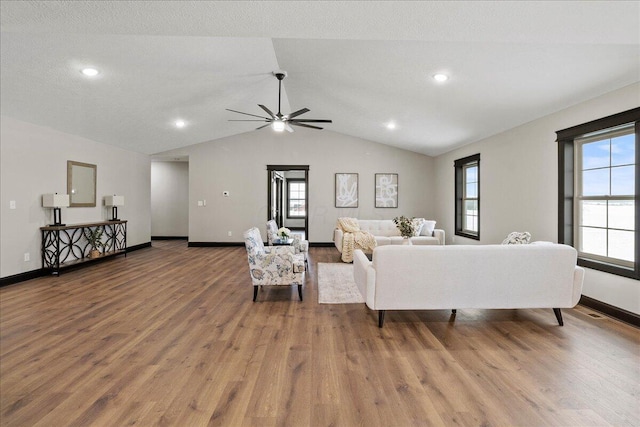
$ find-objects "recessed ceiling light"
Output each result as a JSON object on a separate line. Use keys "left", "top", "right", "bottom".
{"left": 433, "top": 73, "right": 449, "bottom": 82}
{"left": 81, "top": 68, "right": 99, "bottom": 77}
{"left": 386, "top": 122, "right": 396, "bottom": 130}
{"left": 175, "top": 120, "right": 186, "bottom": 128}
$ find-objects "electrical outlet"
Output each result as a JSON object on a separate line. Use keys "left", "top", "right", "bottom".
{"left": 24, "top": 253, "right": 30, "bottom": 262}
{"left": 228, "top": 231, "right": 232, "bottom": 237}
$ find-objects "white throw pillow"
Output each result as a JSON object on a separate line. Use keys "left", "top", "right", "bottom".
{"left": 420, "top": 220, "right": 436, "bottom": 236}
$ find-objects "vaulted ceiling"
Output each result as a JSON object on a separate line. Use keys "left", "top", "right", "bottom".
{"left": 1, "top": 1, "right": 639, "bottom": 157}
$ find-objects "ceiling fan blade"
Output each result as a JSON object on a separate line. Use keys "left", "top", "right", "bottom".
{"left": 289, "top": 122, "right": 324, "bottom": 130}
{"left": 285, "top": 123, "right": 294, "bottom": 133}
{"left": 256, "top": 123, "right": 271, "bottom": 130}
{"left": 286, "top": 108, "right": 310, "bottom": 119}
{"left": 226, "top": 109, "right": 271, "bottom": 120}
{"left": 258, "top": 104, "right": 276, "bottom": 119}
{"left": 289, "top": 119, "right": 333, "bottom": 123}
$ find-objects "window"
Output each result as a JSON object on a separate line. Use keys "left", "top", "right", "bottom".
{"left": 455, "top": 154, "right": 480, "bottom": 240}
{"left": 557, "top": 107, "right": 639, "bottom": 279}
{"left": 287, "top": 179, "right": 306, "bottom": 218}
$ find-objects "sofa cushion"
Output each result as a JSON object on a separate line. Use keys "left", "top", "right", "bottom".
{"left": 359, "top": 220, "right": 400, "bottom": 237}
{"left": 410, "top": 236, "right": 440, "bottom": 245}
{"left": 375, "top": 236, "right": 393, "bottom": 246}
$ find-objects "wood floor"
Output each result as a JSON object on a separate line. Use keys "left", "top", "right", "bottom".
{"left": 1, "top": 240, "right": 638, "bottom": 427}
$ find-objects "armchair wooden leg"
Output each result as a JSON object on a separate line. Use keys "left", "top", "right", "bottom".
{"left": 298, "top": 284, "right": 303, "bottom": 301}
{"left": 451, "top": 309, "right": 457, "bottom": 314}
{"left": 553, "top": 308, "right": 564, "bottom": 326}
{"left": 378, "top": 310, "right": 386, "bottom": 328}
{"left": 253, "top": 286, "right": 258, "bottom": 302}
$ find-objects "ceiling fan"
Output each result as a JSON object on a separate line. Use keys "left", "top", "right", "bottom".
{"left": 226, "top": 71, "right": 332, "bottom": 132}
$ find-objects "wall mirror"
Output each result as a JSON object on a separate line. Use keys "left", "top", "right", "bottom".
{"left": 67, "top": 161, "right": 97, "bottom": 207}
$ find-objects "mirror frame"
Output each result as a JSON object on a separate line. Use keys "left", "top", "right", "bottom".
{"left": 67, "top": 160, "right": 97, "bottom": 207}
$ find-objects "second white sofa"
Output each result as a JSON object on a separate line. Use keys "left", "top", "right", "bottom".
{"left": 334, "top": 219, "right": 445, "bottom": 254}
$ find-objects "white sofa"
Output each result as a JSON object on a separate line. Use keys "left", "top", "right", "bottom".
{"left": 334, "top": 219, "right": 444, "bottom": 253}
{"left": 353, "top": 244, "right": 584, "bottom": 327}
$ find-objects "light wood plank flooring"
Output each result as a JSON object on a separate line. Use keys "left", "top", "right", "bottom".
{"left": 1, "top": 240, "right": 638, "bottom": 426}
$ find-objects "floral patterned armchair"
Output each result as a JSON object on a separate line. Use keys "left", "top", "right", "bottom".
{"left": 244, "top": 227, "right": 305, "bottom": 301}
{"left": 266, "top": 220, "right": 309, "bottom": 265}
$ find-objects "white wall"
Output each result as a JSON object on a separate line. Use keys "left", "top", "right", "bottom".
{"left": 433, "top": 83, "right": 640, "bottom": 314}
{"left": 157, "top": 128, "right": 435, "bottom": 243}
{"left": 151, "top": 161, "right": 189, "bottom": 237}
{"left": 0, "top": 116, "right": 151, "bottom": 278}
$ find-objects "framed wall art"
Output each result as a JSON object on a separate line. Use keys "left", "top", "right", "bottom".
{"left": 335, "top": 173, "right": 358, "bottom": 208}
{"left": 375, "top": 173, "right": 398, "bottom": 208}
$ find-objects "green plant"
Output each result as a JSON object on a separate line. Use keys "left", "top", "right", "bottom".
{"left": 85, "top": 227, "right": 104, "bottom": 251}
{"left": 393, "top": 216, "right": 416, "bottom": 238}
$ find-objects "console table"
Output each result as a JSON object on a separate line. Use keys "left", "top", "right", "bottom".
{"left": 41, "top": 220, "right": 127, "bottom": 275}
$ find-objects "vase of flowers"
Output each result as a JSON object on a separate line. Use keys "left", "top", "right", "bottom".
{"left": 277, "top": 227, "right": 291, "bottom": 241}
{"left": 393, "top": 216, "right": 416, "bottom": 239}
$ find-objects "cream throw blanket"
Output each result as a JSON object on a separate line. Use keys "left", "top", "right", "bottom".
{"left": 337, "top": 217, "right": 377, "bottom": 263}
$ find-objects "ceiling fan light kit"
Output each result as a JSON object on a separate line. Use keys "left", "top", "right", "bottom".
{"left": 227, "top": 70, "right": 332, "bottom": 132}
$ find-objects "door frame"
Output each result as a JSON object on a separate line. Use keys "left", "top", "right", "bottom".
{"left": 267, "top": 165, "right": 309, "bottom": 240}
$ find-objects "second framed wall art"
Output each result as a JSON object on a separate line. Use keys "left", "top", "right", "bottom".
{"left": 375, "top": 173, "right": 398, "bottom": 208}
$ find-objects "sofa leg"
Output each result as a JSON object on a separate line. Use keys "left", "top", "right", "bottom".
{"left": 253, "top": 286, "right": 258, "bottom": 302}
{"left": 553, "top": 308, "right": 564, "bottom": 326}
{"left": 378, "top": 310, "right": 386, "bottom": 328}
{"left": 298, "top": 284, "right": 303, "bottom": 301}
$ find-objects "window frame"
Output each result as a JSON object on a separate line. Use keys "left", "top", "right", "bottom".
{"left": 557, "top": 107, "right": 640, "bottom": 280}
{"left": 455, "top": 153, "right": 481, "bottom": 240}
{"left": 286, "top": 178, "right": 306, "bottom": 219}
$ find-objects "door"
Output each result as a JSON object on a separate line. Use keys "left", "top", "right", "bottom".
{"left": 267, "top": 165, "right": 309, "bottom": 240}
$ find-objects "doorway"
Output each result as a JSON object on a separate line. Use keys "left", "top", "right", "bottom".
{"left": 267, "top": 165, "right": 309, "bottom": 240}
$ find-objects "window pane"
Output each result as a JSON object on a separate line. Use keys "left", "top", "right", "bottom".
{"left": 609, "top": 229, "right": 634, "bottom": 262}
{"left": 582, "top": 168, "right": 609, "bottom": 196}
{"left": 464, "top": 215, "right": 477, "bottom": 232}
{"left": 611, "top": 133, "right": 635, "bottom": 166}
{"left": 580, "top": 200, "right": 607, "bottom": 227}
{"left": 465, "top": 183, "right": 477, "bottom": 198}
{"left": 465, "top": 165, "right": 478, "bottom": 182}
{"left": 609, "top": 201, "right": 634, "bottom": 231}
{"left": 465, "top": 200, "right": 477, "bottom": 213}
{"left": 582, "top": 139, "right": 610, "bottom": 169}
{"left": 580, "top": 227, "right": 607, "bottom": 257}
{"left": 611, "top": 165, "right": 634, "bottom": 196}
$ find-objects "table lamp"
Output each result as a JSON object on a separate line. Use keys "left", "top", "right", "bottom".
{"left": 104, "top": 195, "right": 124, "bottom": 221}
{"left": 42, "top": 193, "right": 70, "bottom": 226}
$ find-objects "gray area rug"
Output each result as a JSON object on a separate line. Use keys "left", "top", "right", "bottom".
{"left": 317, "top": 262, "right": 365, "bottom": 304}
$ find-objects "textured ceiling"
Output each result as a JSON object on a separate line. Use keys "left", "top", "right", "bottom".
{"left": 1, "top": 1, "right": 639, "bottom": 156}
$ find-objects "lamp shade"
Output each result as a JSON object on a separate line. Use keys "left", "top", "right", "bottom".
{"left": 104, "top": 195, "right": 124, "bottom": 207}
{"left": 42, "top": 193, "right": 70, "bottom": 208}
